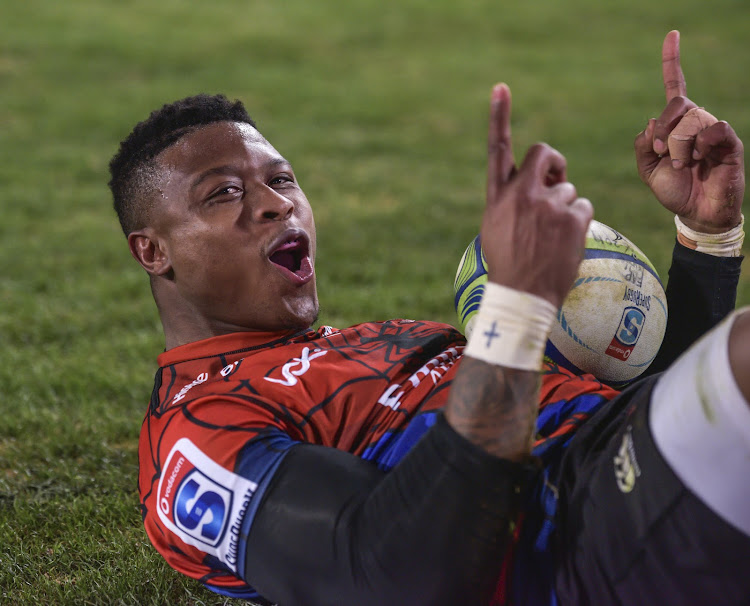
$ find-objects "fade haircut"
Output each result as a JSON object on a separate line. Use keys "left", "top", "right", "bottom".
{"left": 108, "top": 94, "right": 256, "bottom": 235}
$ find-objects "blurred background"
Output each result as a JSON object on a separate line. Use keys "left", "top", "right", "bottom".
{"left": 2, "top": 0, "right": 749, "bottom": 602}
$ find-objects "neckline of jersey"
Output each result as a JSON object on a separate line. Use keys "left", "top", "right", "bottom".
{"left": 157, "top": 328, "right": 314, "bottom": 366}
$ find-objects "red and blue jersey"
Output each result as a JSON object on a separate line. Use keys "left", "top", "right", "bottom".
{"left": 138, "top": 319, "right": 617, "bottom": 601}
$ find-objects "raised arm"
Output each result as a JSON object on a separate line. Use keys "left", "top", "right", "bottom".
{"left": 636, "top": 31, "right": 745, "bottom": 374}
{"left": 445, "top": 83, "right": 592, "bottom": 459}
{"left": 243, "top": 85, "right": 592, "bottom": 606}
{"left": 635, "top": 30, "right": 744, "bottom": 232}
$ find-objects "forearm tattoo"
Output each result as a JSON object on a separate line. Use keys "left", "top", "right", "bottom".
{"left": 445, "top": 356, "right": 540, "bottom": 460}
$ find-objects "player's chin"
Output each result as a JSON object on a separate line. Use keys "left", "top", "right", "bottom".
{"left": 280, "top": 291, "right": 320, "bottom": 329}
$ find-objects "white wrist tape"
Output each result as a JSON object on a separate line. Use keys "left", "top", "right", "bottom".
{"left": 675, "top": 214, "right": 745, "bottom": 257}
{"left": 464, "top": 282, "right": 557, "bottom": 370}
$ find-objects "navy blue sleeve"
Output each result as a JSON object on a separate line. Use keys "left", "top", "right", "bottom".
{"left": 645, "top": 241, "right": 742, "bottom": 375}
{"left": 243, "top": 413, "right": 538, "bottom": 606}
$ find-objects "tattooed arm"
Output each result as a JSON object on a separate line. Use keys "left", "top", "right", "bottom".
{"left": 446, "top": 360, "right": 541, "bottom": 460}
{"left": 446, "top": 84, "right": 592, "bottom": 460}
{"left": 241, "top": 85, "right": 591, "bottom": 606}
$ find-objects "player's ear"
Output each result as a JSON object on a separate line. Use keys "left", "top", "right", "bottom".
{"left": 128, "top": 228, "right": 172, "bottom": 277}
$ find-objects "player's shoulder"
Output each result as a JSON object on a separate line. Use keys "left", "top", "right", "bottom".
{"left": 312, "top": 319, "right": 465, "bottom": 350}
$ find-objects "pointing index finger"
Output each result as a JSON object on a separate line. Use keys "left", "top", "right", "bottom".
{"left": 487, "top": 83, "right": 515, "bottom": 194}
{"left": 662, "top": 30, "right": 687, "bottom": 101}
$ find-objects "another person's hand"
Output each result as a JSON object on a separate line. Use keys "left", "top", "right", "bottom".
{"left": 635, "top": 30, "right": 745, "bottom": 233}
{"left": 481, "top": 83, "right": 592, "bottom": 308}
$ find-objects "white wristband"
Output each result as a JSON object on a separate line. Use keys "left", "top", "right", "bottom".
{"left": 675, "top": 214, "right": 745, "bottom": 257}
{"left": 464, "top": 282, "right": 557, "bottom": 370}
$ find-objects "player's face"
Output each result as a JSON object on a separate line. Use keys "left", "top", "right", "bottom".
{"left": 150, "top": 121, "right": 319, "bottom": 333}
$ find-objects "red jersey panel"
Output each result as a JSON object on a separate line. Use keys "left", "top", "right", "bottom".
{"left": 138, "top": 319, "right": 617, "bottom": 600}
{"left": 140, "top": 320, "right": 465, "bottom": 598}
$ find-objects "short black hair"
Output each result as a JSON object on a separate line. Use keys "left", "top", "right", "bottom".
{"left": 108, "top": 94, "right": 256, "bottom": 235}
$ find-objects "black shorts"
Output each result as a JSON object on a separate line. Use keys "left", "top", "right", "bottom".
{"left": 553, "top": 376, "right": 750, "bottom": 606}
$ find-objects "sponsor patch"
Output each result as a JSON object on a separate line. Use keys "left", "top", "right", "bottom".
{"left": 606, "top": 306, "right": 645, "bottom": 361}
{"left": 158, "top": 438, "right": 257, "bottom": 573}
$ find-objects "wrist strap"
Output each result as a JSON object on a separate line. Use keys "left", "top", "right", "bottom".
{"left": 675, "top": 214, "right": 745, "bottom": 257}
{"left": 464, "top": 282, "right": 557, "bottom": 370}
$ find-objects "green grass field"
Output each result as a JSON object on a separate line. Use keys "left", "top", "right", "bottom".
{"left": 2, "top": 0, "right": 749, "bottom": 603}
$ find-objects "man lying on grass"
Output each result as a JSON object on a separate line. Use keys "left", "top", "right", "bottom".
{"left": 109, "top": 30, "right": 749, "bottom": 606}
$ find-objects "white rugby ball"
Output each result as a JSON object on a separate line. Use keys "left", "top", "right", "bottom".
{"left": 454, "top": 220, "right": 668, "bottom": 386}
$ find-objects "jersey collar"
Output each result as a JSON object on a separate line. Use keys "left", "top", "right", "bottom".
{"left": 158, "top": 328, "right": 312, "bottom": 366}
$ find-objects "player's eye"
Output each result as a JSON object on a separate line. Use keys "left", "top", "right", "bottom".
{"left": 269, "top": 174, "right": 294, "bottom": 187}
{"left": 208, "top": 184, "right": 243, "bottom": 201}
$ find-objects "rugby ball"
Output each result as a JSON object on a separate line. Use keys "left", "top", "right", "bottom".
{"left": 454, "top": 220, "right": 668, "bottom": 386}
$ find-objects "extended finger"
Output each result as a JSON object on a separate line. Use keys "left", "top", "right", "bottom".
{"left": 662, "top": 30, "right": 687, "bottom": 102}
{"left": 487, "top": 83, "right": 515, "bottom": 200}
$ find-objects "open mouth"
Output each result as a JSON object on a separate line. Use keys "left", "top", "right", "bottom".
{"left": 269, "top": 235, "right": 313, "bottom": 283}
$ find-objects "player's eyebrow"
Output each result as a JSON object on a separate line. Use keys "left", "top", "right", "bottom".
{"left": 190, "top": 165, "right": 240, "bottom": 191}
{"left": 190, "top": 158, "right": 291, "bottom": 191}
{"left": 266, "top": 157, "right": 292, "bottom": 171}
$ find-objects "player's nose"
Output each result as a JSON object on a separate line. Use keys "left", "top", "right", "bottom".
{"left": 251, "top": 187, "right": 295, "bottom": 222}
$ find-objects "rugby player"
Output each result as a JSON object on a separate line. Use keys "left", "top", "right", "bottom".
{"left": 111, "top": 31, "right": 749, "bottom": 605}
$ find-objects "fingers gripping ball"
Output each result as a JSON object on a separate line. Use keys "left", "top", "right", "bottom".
{"left": 454, "top": 220, "right": 668, "bottom": 387}
{"left": 668, "top": 107, "right": 718, "bottom": 164}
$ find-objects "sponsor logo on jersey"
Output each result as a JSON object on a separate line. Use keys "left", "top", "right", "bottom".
{"left": 605, "top": 306, "right": 645, "bottom": 361}
{"left": 378, "top": 346, "right": 463, "bottom": 410}
{"left": 320, "top": 325, "right": 340, "bottom": 337}
{"left": 220, "top": 360, "right": 241, "bottom": 378}
{"left": 613, "top": 425, "right": 641, "bottom": 493}
{"left": 158, "top": 438, "right": 257, "bottom": 573}
{"left": 264, "top": 346, "right": 327, "bottom": 387}
{"left": 173, "top": 372, "right": 209, "bottom": 404}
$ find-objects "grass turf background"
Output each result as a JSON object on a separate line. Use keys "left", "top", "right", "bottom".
{"left": 2, "top": 0, "right": 749, "bottom": 603}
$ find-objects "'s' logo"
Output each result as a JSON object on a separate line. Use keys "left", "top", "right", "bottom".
{"left": 156, "top": 439, "right": 258, "bottom": 574}
{"left": 174, "top": 474, "right": 229, "bottom": 544}
{"left": 606, "top": 307, "right": 645, "bottom": 360}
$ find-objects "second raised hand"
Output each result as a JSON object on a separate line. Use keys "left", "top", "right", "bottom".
{"left": 634, "top": 30, "right": 745, "bottom": 232}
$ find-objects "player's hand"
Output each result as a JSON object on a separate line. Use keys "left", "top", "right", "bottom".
{"left": 481, "top": 83, "right": 593, "bottom": 308}
{"left": 634, "top": 30, "right": 745, "bottom": 233}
